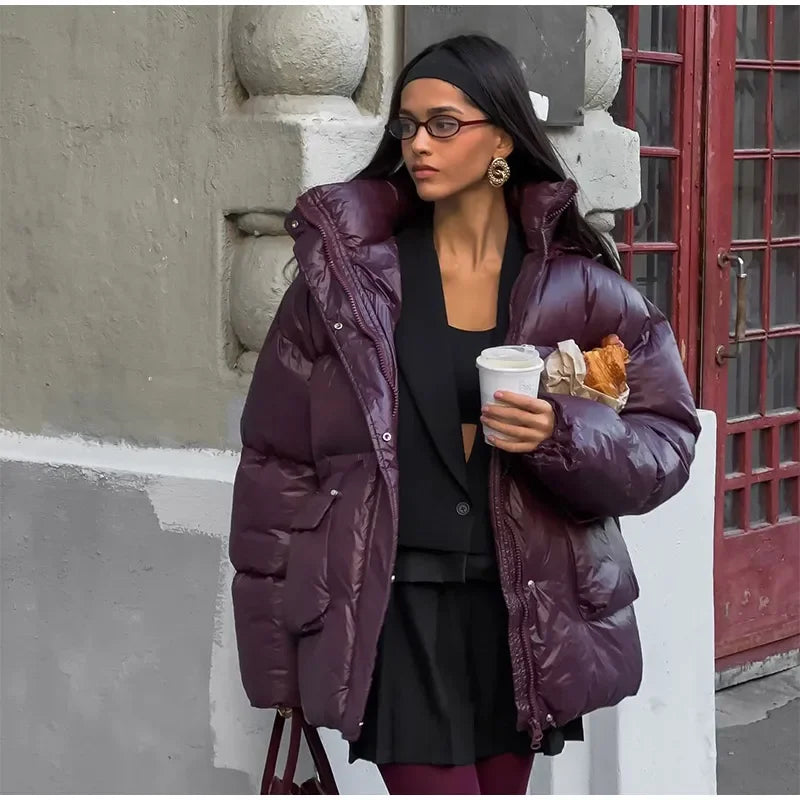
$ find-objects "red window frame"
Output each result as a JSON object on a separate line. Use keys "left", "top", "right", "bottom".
{"left": 722, "top": 7, "right": 800, "bottom": 532}
{"left": 610, "top": 6, "right": 705, "bottom": 396}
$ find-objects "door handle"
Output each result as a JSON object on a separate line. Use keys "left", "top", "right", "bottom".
{"left": 716, "top": 251, "right": 748, "bottom": 365}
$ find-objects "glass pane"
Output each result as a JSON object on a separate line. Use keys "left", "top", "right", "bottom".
{"left": 752, "top": 429, "right": 770, "bottom": 469}
{"left": 750, "top": 482, "right": 769, "bottom": 525}
{"left": 728, "top": 340, "right": 762, "bottom": 419}
{"left": 724, "top": 489, "right": 744, "bottom": 532}
{"left": 733, "top": 159, "right": 766, "bottom": 241}
{"left": 610, "top": 6, "right": 630, "bottom": 50}
{"left": 774, "top": 73, "right": 800, "bottom": 151}
{"left": 775, "top": 7, "right": 800, "bottom": 61}
{"left": 609, "top": 60, "right": 631, "bottom": 129}
{"left": 639, "top": 6, "right": 678, "bottom": 53}
{"left": 635, "top": 64, "right": 675, "bottom": 147}
{"left": 771, "top": 248, "right": 800, "bottom": 327}
{"left": 726, "top": 433, "right": 745, "bottom": 474}
{"left": 773, "top": 159, "right": 800, "bottom": 239}
{"left": 634, "top": 158, "right": 674, "bottom": 242}
{"left": 730, "top": 251, "right": 764, "bottom": 334}
{"left": 780, "top": 423, "right": 798, "bottom": 463}
{"left": 633, "top": 252, "right": 672, "bottom": 319}
{"left": 736, "top": 6, "right": 769, "bottom": 59}
{"left": 779, "top": 478, "right": 798, "bottom": 519}
{"left": 613, "top": 209, "right": 629, "bottom": 243}
{"left": 618, "top": 250, "right": 632, "bottom": 282}
{"left": 766, "top": 337, "right": 799, "bottom": 412}
{"left": 734, "top": 70, "right": 768, "bottom": 149}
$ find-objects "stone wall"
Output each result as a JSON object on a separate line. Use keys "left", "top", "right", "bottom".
{"left": 0, "top": 6, "right": 400, "bottom": 451}
{"left": 550, "top": 6, "right": 640, "bottom": 240}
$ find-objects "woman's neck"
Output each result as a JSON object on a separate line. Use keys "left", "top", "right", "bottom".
{"left": 432, "top": 185, "right": 509, "bottom": 272}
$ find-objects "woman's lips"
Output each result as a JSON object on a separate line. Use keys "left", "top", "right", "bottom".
{"left": 412, "top": 168, "right": 438, "bottom": 179}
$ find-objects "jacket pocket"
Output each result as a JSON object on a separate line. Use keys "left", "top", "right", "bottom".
{"left": 565, "top": 517, "right": 640, "bottom": 621}
{"left": 283, "top": 489, "right": 338, "bottom": 636}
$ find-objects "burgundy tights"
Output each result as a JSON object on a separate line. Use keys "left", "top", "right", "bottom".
{"left": 379, "top": 751, "right": 535, "bottom": 795}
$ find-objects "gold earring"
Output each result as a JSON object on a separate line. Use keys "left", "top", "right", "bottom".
{"left": 487, "top": 157, "right": 510, "bottom": 187}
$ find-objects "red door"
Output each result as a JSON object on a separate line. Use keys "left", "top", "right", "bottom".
{"left": 701, "top": 6, "right": 800, "bottom": 676}
{"left": 612, "top": 5, "right": 800, "bottom": 678}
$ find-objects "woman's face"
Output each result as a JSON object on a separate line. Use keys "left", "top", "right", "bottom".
{"left": 398, "top": 78, "right": 512, "bottom": 203}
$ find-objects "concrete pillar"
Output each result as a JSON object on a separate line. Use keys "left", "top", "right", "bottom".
{"left": 226, "top": 6, "right": 402, "bottom": 373}
{"left": 548, "top": 6, "right": 641, "bottom": 238}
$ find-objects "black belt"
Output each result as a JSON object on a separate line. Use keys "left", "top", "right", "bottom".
{"left": 392, "top": 548, "right": 499, "bottom": 583}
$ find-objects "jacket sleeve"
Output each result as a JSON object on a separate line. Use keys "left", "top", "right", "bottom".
{"left": 521, "top": 260, "right": 701, "bottom": 522}
{"left": 229, "top": 276, "right": 319, "bottom": 709}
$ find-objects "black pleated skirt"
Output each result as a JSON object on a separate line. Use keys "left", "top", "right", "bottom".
{"left": 349, "top": 576, "right": 583, "bottom": 766}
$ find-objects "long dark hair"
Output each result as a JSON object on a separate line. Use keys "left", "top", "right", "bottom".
{"left": 355, "top": 34, "right": 619, "bottom": 270}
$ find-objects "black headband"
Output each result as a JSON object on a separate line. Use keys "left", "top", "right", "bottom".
{"left": 401, "top": 49, "right": 494, "bottom": 117}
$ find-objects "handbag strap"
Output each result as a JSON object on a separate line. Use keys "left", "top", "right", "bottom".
{"left": 301, "top": 720, "right": 339, "bottom": 794}
{"left": 260, "top": 713, "right": 284, "bottom": 794}
{"left": 260, "top": 709, "right": 339, "bottom": 795}
{"left": 260, "top": 711, "right": 302, "bottom": 794}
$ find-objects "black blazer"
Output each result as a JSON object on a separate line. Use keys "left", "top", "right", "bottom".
{"left": 393, "top": 217, "right": 525, "bottom": 571}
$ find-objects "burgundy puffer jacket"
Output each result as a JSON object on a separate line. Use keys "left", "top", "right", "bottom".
{"left": 229, "top": 177, "right": 701, "bottom": 747}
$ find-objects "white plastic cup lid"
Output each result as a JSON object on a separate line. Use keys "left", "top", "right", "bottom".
{"left": 476, "top": 345, "right": 542, "bottom": 371}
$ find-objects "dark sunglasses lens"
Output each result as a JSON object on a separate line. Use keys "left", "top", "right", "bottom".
{"left": 388, "top": 119, "right": 415, "bottom": 140}
{"left": 428, "top": 116, "right": 460, "bottom": 138}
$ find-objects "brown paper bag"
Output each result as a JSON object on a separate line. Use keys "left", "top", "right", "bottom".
{"left": 543, "top": 339, "right": 629, "bottom": 412}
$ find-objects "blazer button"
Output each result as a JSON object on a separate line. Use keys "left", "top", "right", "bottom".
{"left": 456, "top": 501, "right": 471, "bottom": 516}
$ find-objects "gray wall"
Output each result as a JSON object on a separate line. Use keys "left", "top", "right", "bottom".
{"left": 1, "top": 7, "right": 249, "bottom": 451}
{"left": 0, "top": 460, "right": 249, "bottom": 793}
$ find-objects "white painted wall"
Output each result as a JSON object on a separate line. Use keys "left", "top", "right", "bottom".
{"left": 0, "top": 409, "right": 716, "bottom": 794}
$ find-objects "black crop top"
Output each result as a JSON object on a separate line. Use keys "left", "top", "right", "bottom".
{"left": 448, "top": 326, "right": 495, "bottom": 424}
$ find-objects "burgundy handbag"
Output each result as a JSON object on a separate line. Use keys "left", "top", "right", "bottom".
{"left": 260, "top": 709, "right": 339, "bottom": 795}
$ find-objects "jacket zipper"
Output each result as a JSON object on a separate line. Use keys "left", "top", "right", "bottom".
{"left": 293, "top": 201, "right": 401, "bottom": 734}
{"left": 540, "top": 194, "right": 575, "bottom": 263}
{"left": 507, "top": 194, "right": 575, "bottom": 342}
{"left": 298, "top": 198, "right": 399, "bottom": 418}
{"left": 495, "top": 195, "right": 575, "bottom": 747}
{"left": 490, "top": 456, "right": 544, "bottom": 747}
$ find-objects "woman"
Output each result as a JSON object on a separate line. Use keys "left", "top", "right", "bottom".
{"left": 230, "top": 34, "right": 701, "bottom": 795}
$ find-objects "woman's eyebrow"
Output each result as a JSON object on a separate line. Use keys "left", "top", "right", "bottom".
{"left": 398, "top": 105, "right": 465, "bottom": 117}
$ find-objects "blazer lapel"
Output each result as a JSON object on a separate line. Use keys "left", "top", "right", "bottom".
{"left": 395, "top": 222, "right": 470, "bottom": 494}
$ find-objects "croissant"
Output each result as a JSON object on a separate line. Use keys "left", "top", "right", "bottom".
{"left": 583, "top": 334, "right": 630, "bottom": 398}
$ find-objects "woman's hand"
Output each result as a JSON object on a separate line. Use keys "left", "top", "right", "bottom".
{"left": 480, "top": 391, "right": 555, "bottom": 453}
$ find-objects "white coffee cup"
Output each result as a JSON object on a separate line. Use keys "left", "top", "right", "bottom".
{"left": 475, "top": 345, "right": 544, "bottom": 444}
